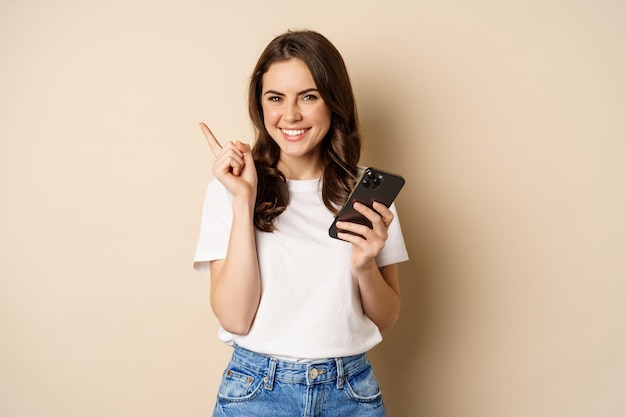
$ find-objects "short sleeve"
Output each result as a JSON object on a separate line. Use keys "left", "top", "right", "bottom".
{"left": 193, "top": 179, "right": 233, "bottom": 275}
{"left": 375, "top": 202, "right": 409, "bottom": 267}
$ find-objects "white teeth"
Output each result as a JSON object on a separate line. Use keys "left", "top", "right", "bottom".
{"left": 281, "top": 128, "right": 307, "bottom": 136}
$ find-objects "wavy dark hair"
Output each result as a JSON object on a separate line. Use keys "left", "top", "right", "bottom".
{"left": 249, "top": 30, "right": 362, "bottom": 232}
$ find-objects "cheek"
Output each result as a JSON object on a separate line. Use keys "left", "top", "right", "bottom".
{"left": 262, "top": 106, "right": 280, "bottom": 127}
{"left": 316, "top": 103, "right": 331, "bottom": 123}
{"left": 317, "top": 108, "right": 332, "bottom": 133}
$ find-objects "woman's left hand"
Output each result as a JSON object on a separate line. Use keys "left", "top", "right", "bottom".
{"left": 335, "top": 201, "right": 394, "bottom": 271}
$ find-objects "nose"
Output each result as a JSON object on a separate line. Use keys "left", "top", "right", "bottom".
{"left": 283, "top": 101, "right": 302, "bottom": 123}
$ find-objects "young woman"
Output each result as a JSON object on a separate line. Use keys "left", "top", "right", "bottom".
{"left": 194, "top": 30, "right": 408, "bottom": 417}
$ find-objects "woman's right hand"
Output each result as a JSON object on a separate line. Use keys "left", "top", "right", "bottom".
{"left": 199, "top": 122, "right": 258, "bottom": 200}
{"left": 198, "top": 123, "right": 261, "bottom": 335}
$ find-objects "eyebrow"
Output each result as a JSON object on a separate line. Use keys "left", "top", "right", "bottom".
{"left": 263, "top": 88, "right": 319, "bottom": 96}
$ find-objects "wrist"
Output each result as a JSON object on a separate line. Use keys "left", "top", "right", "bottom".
{"left": 232, "top": 194, "right": 256, "bottom": 216}
{"left": 353, "top": 259, "right": 378, "bottom": 278}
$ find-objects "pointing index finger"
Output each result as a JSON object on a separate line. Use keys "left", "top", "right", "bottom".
{"left": 198, "top": 122, "right": 222, "bottom": 156}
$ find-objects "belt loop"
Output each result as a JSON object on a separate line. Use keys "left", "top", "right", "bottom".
{"left": 264, "top": 357, "right": 277, "bottom": 391}
{"left": 335, "top": 357, "right": 345, "bottom": 389}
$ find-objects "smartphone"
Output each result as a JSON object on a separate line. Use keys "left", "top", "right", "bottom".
{"left": 329, "top": 167, "right": 405, "bottom": 239}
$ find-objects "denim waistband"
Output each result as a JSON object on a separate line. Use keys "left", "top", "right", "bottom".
{"left": 230, "top": 345, "right": 369, "bottom": 389}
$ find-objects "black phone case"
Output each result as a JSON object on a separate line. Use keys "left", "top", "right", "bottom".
{"left": 329, "top": 167, "right": 405, "bottom": 239}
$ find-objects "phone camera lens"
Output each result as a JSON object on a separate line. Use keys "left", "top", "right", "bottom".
{"left": 373, "top": 175, "right": 382, "bottom": 186}
{"left": 363, "top": 178, "right": 371, "bottom": 187}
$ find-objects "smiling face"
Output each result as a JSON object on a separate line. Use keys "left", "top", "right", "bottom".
{"left": 261, "top": 58, "right": 332, "bottom": 179}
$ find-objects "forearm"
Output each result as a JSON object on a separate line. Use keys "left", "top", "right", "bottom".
{"left": 210, "top": 197, "right": 261, "bottom": 335}
{"left": 355, "top": 262, "right": 401, "bottom": 332}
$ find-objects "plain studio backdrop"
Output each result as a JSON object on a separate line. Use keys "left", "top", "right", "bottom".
{"left": 1, "top": 1, "right": 625, "bottom": 416}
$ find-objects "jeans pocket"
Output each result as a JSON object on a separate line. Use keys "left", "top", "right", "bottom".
{"left": 217, "top": 365, "right": 263, "bottom": 403}
{"left": 343, "top": 362, "right": 383, "bottom": 403}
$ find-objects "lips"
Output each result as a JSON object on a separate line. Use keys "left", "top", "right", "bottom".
{"left": 279, "top": 128, "right": 311, "bottom": 142}
{"left": 281, "top": 128, "right": 308, "bottom": 137}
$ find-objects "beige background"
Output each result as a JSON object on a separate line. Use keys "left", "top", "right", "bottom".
{"left": 1, "top": 1, "right": 625, "bottom": 416}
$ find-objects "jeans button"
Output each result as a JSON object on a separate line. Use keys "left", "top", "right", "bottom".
{"left": 310, "top": 368, "right": 319, "bottom": 379}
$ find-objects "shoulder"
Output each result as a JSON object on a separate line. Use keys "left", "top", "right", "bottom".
{"left": 202, "top": 178, "right": 233, "bottom": 209}
{"left": 206, "top": 177, "right": 231, "bottom": 198}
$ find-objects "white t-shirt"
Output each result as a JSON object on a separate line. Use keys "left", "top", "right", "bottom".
{"left": 194, "top": 176, "right": 409, "bottom": 360}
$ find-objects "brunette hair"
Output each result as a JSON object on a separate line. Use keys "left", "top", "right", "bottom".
{"left": 249, "top": 30, "right": 362, "bottom": 232}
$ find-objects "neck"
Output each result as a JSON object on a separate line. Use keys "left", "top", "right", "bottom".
{"left": 278, "top": 159, "right": 323, "bottom": 180}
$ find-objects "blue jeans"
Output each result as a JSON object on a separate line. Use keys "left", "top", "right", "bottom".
{"left": 212, "top": 345, "right": 387, "bottom": 417}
